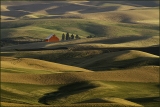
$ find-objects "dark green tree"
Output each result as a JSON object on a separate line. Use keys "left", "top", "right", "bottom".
{"left": 71, "top": 34, "right": 74, "bottom": 39}
{"left": 61, "top": 33, "right": 65, "bottom": 41}
{"left": 66, "top": 32, "right": 69, "bottom": 40}
{"left": 75, "top": 34, "right": 80, "bottom": 39}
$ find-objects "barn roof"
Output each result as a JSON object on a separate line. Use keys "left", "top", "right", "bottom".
{"left": 45, "top": 34, "right": 55, "bottom": 39}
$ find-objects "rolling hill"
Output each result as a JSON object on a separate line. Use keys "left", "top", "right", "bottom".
{"left": 1, "top": 56, "right": 92, "bottom": 73}
{"left": 1, "top": 1, "right": 159, "bottom": 107}
{"left": 1, "top": 0, "right": 159, "bottom": 44}
{"left": 1, "top": 35, "right": 159, "bottom": 52}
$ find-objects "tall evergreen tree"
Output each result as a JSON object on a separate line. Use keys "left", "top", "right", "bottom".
{"left": 62, "top": 33, "right": 65, "bottom": 41}
{"left": 66, "top": 32, "right": 69, "bottom": 40}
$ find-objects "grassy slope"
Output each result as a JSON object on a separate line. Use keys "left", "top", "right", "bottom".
{"left": 1, "top": 35, "right": 159, "bottom": 52}
{"left": 1, "top": 49, "right": 158, "bottom": 106}
{"left": 1, "top": 66, "right": 159, "bottom": 85}
{"left": 1, "top": 50, "right": 159, "bottom": 71}
{"left": 78, "top": 50, "right": 159, "bottom": 71}
{"left": 1, "top": 19, "right": 159, "bottom": 39}
{"left": 1, "top": 81, "right": 159, "bottom": 106}
{"left": 1, "top": 1, "right": 159, "bottom": 39}
{"left": 1, "top": 56, "right": 92, "bottom": 73}
{"left": 1, "top": 49, "right": 159, "bottom": 107}
{"left": 1, "top": 82, "right": 59, "bottom": 105}
{"left": 1, "top": 1, "right": 159, "bottom": 107}
{"left": 44, "top": 81, "right": 159, "bottom": 105}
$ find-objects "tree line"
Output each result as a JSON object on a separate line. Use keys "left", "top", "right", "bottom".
{"left": 61, "top": 32, "right": 81, "bottom": 41}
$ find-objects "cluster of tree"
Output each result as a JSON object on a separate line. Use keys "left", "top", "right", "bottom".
{"left": 61, "top": 32, "right": 80, "bottom": 41}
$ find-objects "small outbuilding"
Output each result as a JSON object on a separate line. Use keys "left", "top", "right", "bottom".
{"left": 44, "top": 34, "right": 59, "bottom": 42}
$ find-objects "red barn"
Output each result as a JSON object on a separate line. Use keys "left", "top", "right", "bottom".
{"left": 44, "top": 34, "right": 59, "bottom": 42}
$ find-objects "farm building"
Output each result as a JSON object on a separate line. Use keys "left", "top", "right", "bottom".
{"left": 44, "top": 34, "right": 59, "bottom": 42}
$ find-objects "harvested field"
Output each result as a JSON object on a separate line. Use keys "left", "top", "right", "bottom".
{"left": 1, "top": 56, "right": 92, "bottom": 73}
{"left": 78, "top": 97, "right": 143, "bottom": 107}
{"left": 1, "top": 66, "right": 159, "bottom": 85}
{"left": 71, "top": 46, "right": 159, "bottom": 56}
{"left": 1, "top": 49, "right": 159, "bottom": 71}
{"left": 10, "top": 45, "right": 159, "bottom": 56}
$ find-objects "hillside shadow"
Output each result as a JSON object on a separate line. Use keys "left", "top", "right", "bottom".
{"left": 7, "top": 2, "right": 92, "bottom": 15}
{"left": 46, "top": 3, "right": 88, "bottom": 15}
{"left": 46, "top": 4, "right": 119, "bottom": 15}
{"left": 10, "top": 45, "right": 159, "bottom": 71}
{"left": 83, "top": 56, "right": 159, "bottom": 71}
{"left": 84, "top": 35, "right": 151, "bottom": 44}
{"left": 156, "top": 84, "right": 160, "bottom": 88}
{"left": 38, "top": 81, "right": 99, "bottom": 105}
{"left": 82, "top": 1, "right": 159, "bottom": 7}
{"left": 3, "top": 1, "right": 159, "bottom": 22}
{"left": 4, "top": 1, "right": 159, "bottom": 17}
{"left": 1, "top": 21, "right": 31, "bottom": 29}
{"left": 123, "top": 1, "right": 159, "bottom": 7}
{"left": 1, "top": 11, "right": 30, "bottom": 17}
{"left": 78, "top": 23, "right": 107, "bottom": 37}
{"left": 7, "top": 2, "right": 68, "bottom": 12}
{"left": 79, "top": 6, "right": 119, "bottom": 13}
{"left": 126, "top": 97, "right": 160, "bottom": 103}
{"left": 1, "top": 36, "right": 43, "bottom": 46}
{"left": 27, "top": 49, "right": 159, "bottom": 71}
{"left": 1, "top": 29, "right": 17, "bottom": 38}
